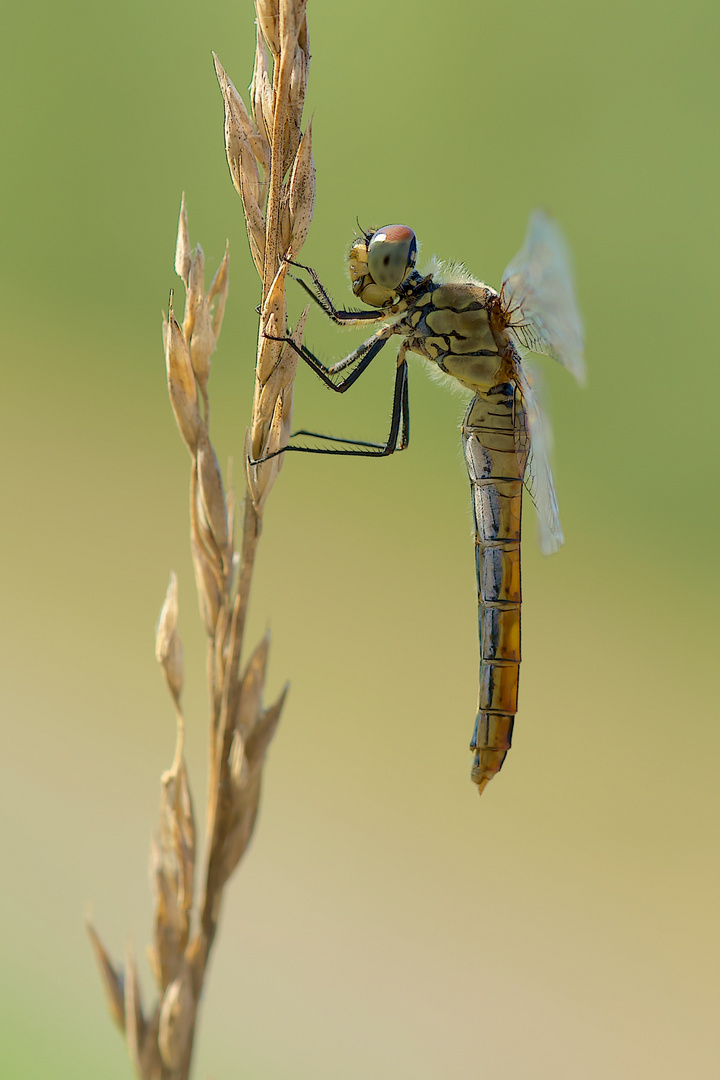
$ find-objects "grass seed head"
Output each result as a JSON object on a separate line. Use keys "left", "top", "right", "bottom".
{"left": 92, "top": 3, "right": 310, "bottom": 1071}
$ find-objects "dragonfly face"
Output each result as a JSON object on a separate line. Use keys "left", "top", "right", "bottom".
{"left": 262, "top": 211, "right": 584, "bottom": 796}
{"left": 348, "top": 224, "right": 418, "bottom": 306}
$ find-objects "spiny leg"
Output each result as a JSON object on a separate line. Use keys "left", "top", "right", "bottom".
{"left": 291, "top": 369, "right": 409, "bottom": 452}
{"left": 291, "top": 354, "right": 409, "bottom": 451}
{"left": 265, "top": 324, "right": 396, "bottom": 391}
{"left": 285, "top": 259, "right": 389, "bottom": 325}
{"left": 290, "top": 431, "right": 389, "bottom": 450}
{"left": 251, "top": 348, "right": 410, "bottom": 463}
{"left": 401, "top": 348, "right": 410, "bottom": 448}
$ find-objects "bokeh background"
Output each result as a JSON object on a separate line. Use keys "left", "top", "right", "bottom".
{"left": 1, "top": 1, "right": 717, "bottom": 1077}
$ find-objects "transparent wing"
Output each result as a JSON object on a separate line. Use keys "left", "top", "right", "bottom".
{"left": 515, "top": 358, "right": 564, "bottom": 555}
{"left": 501, "top": 210, "right": 586, "bottom": 385}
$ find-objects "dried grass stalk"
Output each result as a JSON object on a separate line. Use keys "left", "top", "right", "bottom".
{"left": 89, "top": 3, "right": 313, "bottom": 1077}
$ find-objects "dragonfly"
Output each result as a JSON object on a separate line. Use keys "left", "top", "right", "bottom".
{"left": 260, "top": 210, "right": 584, "bottom": 795}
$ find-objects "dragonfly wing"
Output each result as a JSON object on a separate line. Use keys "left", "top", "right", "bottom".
{"left": 515, "top": 359, "right": 564, "bottom": 555}
{"left": 501, "top": 210, "right": 585, "bottom": 384}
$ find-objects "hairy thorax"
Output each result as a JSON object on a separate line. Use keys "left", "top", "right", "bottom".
{"left": 401, "top": 280, "right": 511, "bottom": 392}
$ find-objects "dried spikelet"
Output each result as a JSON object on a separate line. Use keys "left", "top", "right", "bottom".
{"left": 280, "top": 0, "right": 308, "bottom": 51}
{"left": 175, "top": 193, "right": 191, "bottom": 286}
{"left": 278, "top": 186, "right": 293, "bottom": 261}
{"left": 189, "top": 295, "right": 214, "bottom": 392}
{"left": 165, "top": 298, "right": 201, "bottom": 453}
{"left": 191, "top": 532, "right": 221, "bottom": 635}
{"left": 124, "top": 945, "right": 153, "bottom": 1079}
{"left": 213, "top": 52, "right": 269, "bottom": 179}
{"left": 287, "top": 119, "right": 315, "bottom": 257}
{"left": 213, "top": 639, "right": 287, "bottom": 883}
{"left": 256, "top": 262, "right": 288, "bottom": 385}
{"left": 281, "top": 114, "right": 302, "bottom": 182}
{"left": 236, "top": 633, "right": 270, "bottom": 737}
{"left": 158, "top": 963, "right": 194, "bottom": 1070}
{"left": 276, "top": 303, "right": 308, "bottom": 449}
{"left": 287, "top": 302, "right": 308, "bottom": 359}
{"left": 183, "top": 245, "right": 205, "bottom": 342}
{"left": 244, "top": 427, "right": 267, "bottom": 512}
{"left": 255, "top": 323, "right": 300, "bottom": 448}
{"left": 87, "top": 922, "right": 125, "bottom": 1031}
{"left": 155, "top": 572, "right": 184, "bottom": 704}
{"left": 247, "top": 300, "right": 306, "bottom": 508}
{"left": 215, "top": 55, "right": 263, "bottom": 207}
{"left": 149, "top": 837, "right": 177, "bottom": 986}
{"left": 255, "top": 364, "right": 290, "bottom": 457}
{"left": 162, "top": 746, "right": 195, "bottom": 901}
{"left": 208, "top": 241, "right": 230, "bottom": 340}
{"left": 195, "top": 431, "right": 229, "bottom": 556}
{"left": 246, "top": 208, "right": 267, "bottom": 277}
{"left": 262, "top": 392, "right": 287, "bottom": 462}
{"left": 281, "top": 41, "right": 309, "bottom": 176}
{"left": 149, "top": 723, "right": 196, "bottom": 990}
{"left": 296, "top": 4, "right": 309, "bottom": 52}
{"left": 214, "top": 53, "right": 267, "bottom": 279}
{"left": 290, "top": 37, "right": 309, "bottom": 120}
{"left": 246, "top": 683, "right": 288, "bottom": 768}
{"left": 248, "top": 396, "right": 286, "bottom": 511}
{"left": 251, "top": 25, "right": 274, "bottom": 153}
{"left": 217, "top": 780, "right": 260, "bottom": 887}
{"left": 255, "top": 0, "right": 281, "bottom": 56}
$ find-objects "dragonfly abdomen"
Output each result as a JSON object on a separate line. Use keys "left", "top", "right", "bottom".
{"left": 462, "top": 384, "right": 529, "bottom": 794}
{"left": 472, "top": 537, "right": 522, "bottom": 791}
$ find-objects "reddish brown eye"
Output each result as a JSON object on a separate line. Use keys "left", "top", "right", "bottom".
{"left": 367, "top": 225, "right": 417, "bottom": 289}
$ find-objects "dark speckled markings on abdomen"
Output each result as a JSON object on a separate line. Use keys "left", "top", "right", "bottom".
{"left": 462, "top": 381, "right": 529, "bottom": 793}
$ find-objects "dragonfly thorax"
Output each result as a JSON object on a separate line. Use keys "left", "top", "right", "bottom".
{"left": 348, "top": 224, "right": 417, "bottom": 307}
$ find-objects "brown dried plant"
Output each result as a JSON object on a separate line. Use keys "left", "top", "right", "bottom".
{"left": 88, "top": 2, "right": 314, "bottom": 1077}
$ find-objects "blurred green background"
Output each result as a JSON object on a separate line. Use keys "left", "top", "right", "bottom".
{"left": 1, "top": 0, "right": 717, "bottom": 1077}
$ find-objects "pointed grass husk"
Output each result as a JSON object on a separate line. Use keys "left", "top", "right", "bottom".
{"left": 90, "top": 4, "right": 313, "bottom": 1077}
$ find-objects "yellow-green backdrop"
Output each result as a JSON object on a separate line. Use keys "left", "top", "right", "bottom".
{"left": 1, "top": 1, "right": 717, "bottom": 1077}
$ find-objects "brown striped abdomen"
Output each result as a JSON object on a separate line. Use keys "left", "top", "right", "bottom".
{"left": 462, "top": 383, "right": 529, "bottom": 795}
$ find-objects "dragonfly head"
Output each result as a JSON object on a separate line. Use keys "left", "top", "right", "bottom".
{"left": 348, "top": 224, "right": 417, "bottom": 306}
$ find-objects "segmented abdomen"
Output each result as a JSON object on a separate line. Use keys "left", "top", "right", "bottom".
{"left": 462, "top": 382, "right": 529, "bottom": 795}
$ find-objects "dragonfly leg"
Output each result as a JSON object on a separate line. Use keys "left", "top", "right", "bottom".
{"left": 265, "top": 324, "right": 396, "bottom": 392}
{"left": 401, "top": 344, "right": 410, "bottom": 448}
{"left": 284, "top": 260, "right": 389, "bottom": 326}
{"left": 250, "top": 348, "right": 409, "bottom": 462}
{"left": 287, "top": 345, "right": 410, "bottom": 451}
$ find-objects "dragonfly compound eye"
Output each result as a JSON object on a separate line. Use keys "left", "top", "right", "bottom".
{"left": 367, "top": 225, "right": 417, "bottom": 290}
